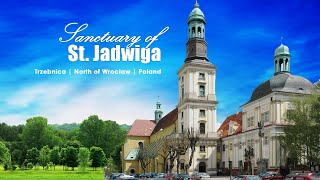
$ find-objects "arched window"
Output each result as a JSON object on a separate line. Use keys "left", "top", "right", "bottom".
{"left": 200, "top": 123, "right": 205, "bottom": 134}
{"left": 199, "top": 162, "right": 206, "bottom": 172}
{"left": 138, "top": 142, "right": 143, "bottom": 148}
{"left": 192, "top": 27, "right": 196, "bottom": 38}
{"left": 197, "top": 27, "right": 201, "bottom": 37}
{"left": 199, "top": 85, "right": 205, "bottom": 96}
{"left": 279, "top": 59, "right": 284, "bottom": 71}
{"left": 285, "top": 59, "right": 288, "bottom": 71}
{"left": 275, "top": 60, "right": 278, "bottom": 72}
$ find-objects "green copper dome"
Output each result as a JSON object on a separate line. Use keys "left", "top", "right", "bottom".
{"left": 274, "top": 44, "right": 290, "bottom": 57}
{"left": 188, "top": 2, "right": 205, "bottom": 23}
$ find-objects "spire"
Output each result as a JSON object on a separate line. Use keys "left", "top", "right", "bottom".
{"left": 280, "top": 36, "right": 283, "bottom": 45}
{"left": 195, "top": 0, "right": 199, "bottom": 7}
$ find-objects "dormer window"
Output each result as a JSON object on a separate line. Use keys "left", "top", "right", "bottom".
{"left": 229, "top": 120, "right": 234, "bottom": 134}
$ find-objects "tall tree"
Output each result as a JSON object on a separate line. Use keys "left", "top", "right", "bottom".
{"left": 65, "top": 146, "right": 78, "bottom": 171}
{"left": 104, "top": 120, "right": 126, "bottom": 156}
{"left": 278, "top": 92, "right": 320, "bottom": 166}
{"left": 39, "top": 145, "right": 51, "bottom": 170}
{"left": 78, "top": 147, "right": 90, "bottom": 171}
{"left": 0, "top": 141, "right": 12, "bottom": 170}
{"left": 26, "top": 147, "right": 40, "bottom": 165}
{"left": 50, "top": 146, "right": 60, "bottom": 170}
{"left": 78, "top": 115, "right": 105, "bottom": 149}
{"left": 90, "top": 146, "right": 106, "bottom": 170}
{"left": 60, "top": 148, "right": 67, "bottom": 170}
{"left": 136, "top": 146, "right": 151, "bottom": 174}
{"left": 186, "top": 128, "right": 200, "bottom": 173}
{"left": 22, "top": 117, "right": 53, "bottom": 149}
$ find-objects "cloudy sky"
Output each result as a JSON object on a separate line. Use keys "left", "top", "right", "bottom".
{"left": 1, "top": 0, "right": 319, "bottom": 128}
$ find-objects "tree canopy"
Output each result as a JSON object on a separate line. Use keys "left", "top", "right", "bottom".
{"left": 278, "top": 91, "right": 320, "bottom": 165}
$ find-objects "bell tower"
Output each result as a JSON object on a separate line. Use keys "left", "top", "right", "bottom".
{"left": 185, "top": 1, "right": 208, "bottom": 62}
{"left": 177, "top": 1, "right": 219, "bottom": 175}
{"left": 274, "top": 43, "right": 290, "bottom": 76}
{"left": 154, "top": 97, "right": 163, "bottom": 124}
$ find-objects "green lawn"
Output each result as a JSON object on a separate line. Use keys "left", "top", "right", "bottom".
{"left": 0, "top": 166, "right": 105, "bottom": 180}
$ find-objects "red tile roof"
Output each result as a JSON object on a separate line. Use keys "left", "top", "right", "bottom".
{"left": 127, "top": 119, "right": 156, "bottom": 136}
{"left": 217, "top": 112, "right": 242, "bottom": 138}
{"left": 151, "top": 108, "right": 178, "bottom": 135}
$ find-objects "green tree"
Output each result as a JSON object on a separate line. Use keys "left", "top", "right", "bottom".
{"left": 0, "top": 141, "right": 12, "bottom": 170}
{"left": 66, "top": 140, "right": 82, "bottom": 150}
{"left": 90, "top": 146, "right": 106, "bottom": 170}
{"left": 39, "top": 145, "right": 51, "bottom": 170}
{"left": 22, "top": 117, "right": 52, "bottom": 149}
{"left": 78, "top": 115, "right": 105, "bottom": 149}
{"left": 49, "top": 146, "right": 60, "bottom": 170}
{"left": 278, "top": 92, "right": 320, "bottom": 166}
{"left": 78, "top": 147, "right": 90, "bottom": 171}
{"left": 60, "top": 148, "right": 67, "bottom": 170}
{"left": 104, "top": 120, "right": 126, "bottom": 156}
{"left": 111, "top": 144, "right": 123, "bottom": 172}
{"left": 26, "top": 147, "right": 40, "bottom": 165}
{"left": 65, "top": 146, "right": 78, "bottom": 170}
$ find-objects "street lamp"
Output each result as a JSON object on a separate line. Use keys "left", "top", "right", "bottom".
{"left": 244, "top": 147, "right": 254, "bottom": 175}
{"left": 258, "top": 121, "right": 267, "bottom": 173}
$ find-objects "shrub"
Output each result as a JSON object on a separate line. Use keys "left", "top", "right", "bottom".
{"left": 27, "top": 162, "right": 33, "bottom": 169}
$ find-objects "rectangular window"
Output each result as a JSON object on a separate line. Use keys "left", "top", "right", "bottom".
{"left": 199, "top": 85, "right": 205, "bottom": 96}
{"left": 222, "top": 144, "right": 225, "bottom": 151}
{"left": 199, "top": 73, "right": 205, "bottom": 79}
{"left": 181, "top": 87, "right": 184, "bottom": 99}
{"left": 200, "top": 145, "right": 205, "bottom": 152}
{"left": 181, "top": 76, "right": 184, "bottom": 83}
{"left": 239, "top": 142, "right": 242, "bottom": 149}
{"left": 261, "top": 112, "right": 269, "bottom": 123}
{"left": 181, "top": 124, "right": 184, "bottom": 133}
{"left": 200, "top": 110, "right": 206, "bottom": 118}
{"left": 181, "top": 112, "right": 184, "bottom": 119}
{"left": 200, "top": 123, "right": 205, "bottom": 134}
{"left": 180, "top": 163, "right": 184, "bottom": 170}
{"left": 222, "top": 162, "right": 225, "bottom": 168}
{"left": 247, "top": 117, "right": 254, "bottom": 127}
{"left": 230, "top": 143, "right": 233, "bottom": 150}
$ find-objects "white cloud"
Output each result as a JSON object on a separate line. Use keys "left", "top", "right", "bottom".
{"left": 6, "top": 83, "right": 72, "bottom": 108}
{"left": 2, "top": 81, "right": 175, "bottom": 125}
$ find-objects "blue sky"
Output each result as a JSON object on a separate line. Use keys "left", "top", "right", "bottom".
{"left": 0, "top": 0, "right": 319, "bottom": 127}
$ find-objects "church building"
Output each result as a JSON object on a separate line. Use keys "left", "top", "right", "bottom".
{"left": 218, "top": 43, "right": 316, "bottom": 174}
{"left": 121, "top": 1, "right": 219, "bottom": 175}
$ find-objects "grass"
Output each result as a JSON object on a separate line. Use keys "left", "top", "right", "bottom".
{"left": 0, "top": 165, "right": 105, "bottom": 180}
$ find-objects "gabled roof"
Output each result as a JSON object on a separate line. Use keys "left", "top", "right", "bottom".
{"left": 151, "top": 108, "right": 178, "bottom": 135}
{"left": 217, "top": 112, "right": 242, "bottom": 138}
{"left": 127, "top": 119, "right": 156, "bottom": 136}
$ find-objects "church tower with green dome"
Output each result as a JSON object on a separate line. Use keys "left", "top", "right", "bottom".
{"left": 185, "top": 0, "right": 208, "bottom": 62}
{"left": 177, "top": 1, "right": 219, "bottom": 175}
{"left": 154, "top": 99, "right": 163, "bottom": 124}
{"left": 274, "top": 43, "right": 290, "bottom": 76}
